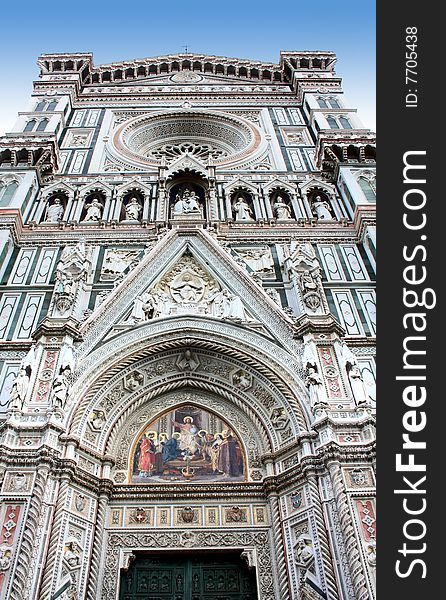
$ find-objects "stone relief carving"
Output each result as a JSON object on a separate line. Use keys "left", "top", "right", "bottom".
{"left": 235, "top": 246, "right": 274, "bottom": 274}
{"left": 127, "top": 254, "right": 251, "bottom": 322}
{"left": 100, "top": 249, "right": 140, "bottom": 281}
{"left": 285, "top": 242, "right": 327, "bottom": 315}
{"left": 0, "top": 543, "right": 12, "bottom": 572}
{"left": 294, "top": 533, "right": 315, "bottom": 571}
{"left": 53, "top": 241, "right": 92, "bottom": 316}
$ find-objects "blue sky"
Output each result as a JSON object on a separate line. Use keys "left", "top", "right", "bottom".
{"left": 0, "top": 0, "right": 375, "bottom": 135}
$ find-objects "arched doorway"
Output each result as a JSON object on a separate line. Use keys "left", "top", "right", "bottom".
{"left": 119, "top": 550, "right": 258, "bottom": 600}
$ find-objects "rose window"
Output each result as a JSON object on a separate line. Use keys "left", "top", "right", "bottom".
{"left": 109, "top": 109, "right": 265, "bottom": 169}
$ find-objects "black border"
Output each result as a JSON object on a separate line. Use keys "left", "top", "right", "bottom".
{"left": 378, "top": 2, "right": 442, "bottom": 597}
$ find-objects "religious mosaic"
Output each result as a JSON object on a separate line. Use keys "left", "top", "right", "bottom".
{"left": 130, "top": 405, "right": 245, "bottom": 483}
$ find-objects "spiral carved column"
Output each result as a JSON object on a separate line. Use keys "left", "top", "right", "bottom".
{"left": 307, "top": 474, "right": 340, "bottom": 600}
{"left": 85, "top": 493, "right": 108, "bottom": 600}
{"left": 38, "top": 477, "right": 70, "bottom": 600}
{"left": 10, "top": 467, "right": 49, "bottom": 600}
{"left": 269, "top": 492, "right": 291, "bottom": 600}
{"left": 328, "top": 461, "right": 369, "bottom": 600}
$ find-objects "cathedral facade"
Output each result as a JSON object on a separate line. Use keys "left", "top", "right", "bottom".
{"left": 0, "top": 51, "right": 376, "bottom": 600}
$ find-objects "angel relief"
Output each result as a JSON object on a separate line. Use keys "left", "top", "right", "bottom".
{"left": 130, "top": 406, "right": 246, "bottom": 483}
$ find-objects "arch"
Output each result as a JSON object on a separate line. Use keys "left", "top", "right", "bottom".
{"left": 36, "top": 118, "right": 49, "bottom": 132}
{"left": 24, "top": 119, "right": 36, "bottom": 132}
{"left": 339, "top": 116, "right": 352, "bottom": 129}
{"left": 0, "top": 180, "right": 19, "bottom": 207}
{"left": 326, "top": 115, "right": 339, "bottom": 129}
{"left": 167, "top": 174, "right": 207, "bottom": 219}
{"left": 69, "top": 319, "right": 310, "bottom": 448}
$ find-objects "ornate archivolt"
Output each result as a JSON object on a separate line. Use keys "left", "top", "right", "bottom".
{"left": 69, "top": 334, "right": 310, "bottom": 451}
{"left": 69, "top": 317, "right": 310, "bottom": 429}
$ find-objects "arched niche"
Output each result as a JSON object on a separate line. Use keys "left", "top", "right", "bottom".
{"left": 120, "top": 190, "right": 144, "bottom": 223}
{"left": 230, "top": 189, "right": 255, "bottom": 222}
{"left": 167, "top": 174, "right": 207, "bottom": 220}
{"left": 306, "top": 188, "right": 335, "bottom": 221}
{"left": 80, "top": 190, "right": 106, "bottom": 223}
{"left": 269, "top": 189, "right": 294, "bottom": 221}
{"left": 41, "top": 191, "right": 68, "bottom": 223}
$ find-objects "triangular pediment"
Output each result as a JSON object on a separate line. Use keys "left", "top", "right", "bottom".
{"left": 78, "top": 229, "right": 296, "bottom": 356}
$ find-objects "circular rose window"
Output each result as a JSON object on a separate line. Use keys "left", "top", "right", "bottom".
{"left": 109, "top": 109, "right": 265, "bottom": 169}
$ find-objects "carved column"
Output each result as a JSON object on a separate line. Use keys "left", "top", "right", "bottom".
{"left": 307, "top": 475, "right": 340, "bottom": 600}
{"left": 268, "top": 492, "right": 291, "bottom": 600}
{"left": 38, "top": 476, "right": 70, "bottom": 600}
{"left": 85, "top": 491, "right": 109, "bottom": 600}
{"left": 9, "top": 466, "right": 50, "bottom": 600}
{"left": 327, "top": 461, "right": 369, "bottom": 600}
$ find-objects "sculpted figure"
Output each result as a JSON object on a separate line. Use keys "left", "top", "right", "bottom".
{"left": 44, "top": 197, "right": 64, "bottom": 222}
{"left": 305, "top": 366, "right": 326, "bottom": 410}
{"left": 124, "top": 196, "right": 142, "bottom": 221}
{"left": 233, "top": 196, "right": 254, "bottom": 221}
{"left": 273, "top": 196, "right": 292, "bottom": 220}
{"left": 52, "top": 366, "right": 72, "bottom": 409}
{"left": 82, "top": 197, "right": 103, "bottom": 221}
{"left": 9, "top": 368, "right": 30, "bottom": 410}
{"left": 312, "top": 195, "right": 333, "bottom": 220}
{"left": 294, "top": 534, "right": 315, "bottom": 569}
{"left": 173, "top": 189, "right": 201, "bottom": 215}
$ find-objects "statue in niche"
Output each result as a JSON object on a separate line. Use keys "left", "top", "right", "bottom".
{"left": 233, "top": 196, "right": 254, "bottom": 221}
{"left": 52, "top": 365, "right": 72, "bottom": 409}
{"left": 294, "top": 534, "right": 315, "bottom": 570}
{"left": 305, "top": 364, "right": 326, "bottom": 410}
{"left": 312, "top": 194, "right": 333, "bottom": 220}
{"left": 173, "top": 188, "right": 201, "bottom": 216}
{"left": 82, "top": 196, "right": 103, "bottom": 222}
{"left": 273, "top": 196, "right": 292, "bottom": 220}
{"left": 44, "top": 197, "right": 64, "bottom": 222}
{"left": 340, "top": 341, "right": 369, "bottom": 405}
{"left": 347, "top": 363, "right": 369, "bottom": 406}
{"left": 124, "top": 196, "right": 142, "bottom": 221}
{"left": 9, "top": 367, "right": 30, "bottom": 410}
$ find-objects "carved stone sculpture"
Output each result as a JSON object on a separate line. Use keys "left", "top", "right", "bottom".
{"left": 52, "top": 365, "right": 72, "bottom": 409}
{"left": 9, "top": 367, "right": 30, "bottom": 410}
{"left": 294, "top": 533, "right": 315, "bottom": 569}
{"left": 44, "top": 197, "right": 64, "bottom": 222}
{"left": 124, "top": 196, "right": 142, "bottom": 221}
{"left": 273, "top": 196, "right": 292, "bottom": 220}
{"left": 305, "top": 365, "right": 326, "bottom": 410}
{"left": 233, "top": 196, "right": 254, "bottom": 221}
{"left": 173, "top": 188, "right": 201, "bottom": 216}
{"left": 82, "top": 197, "right": 103, "bottom": 221}
{"left": 312, "top": 195, "right": 333, "bottom": 220}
